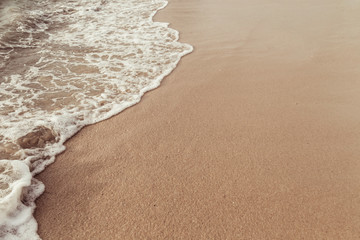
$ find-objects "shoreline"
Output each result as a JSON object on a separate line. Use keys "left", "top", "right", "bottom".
{"left": 35, "top": 0, "right": 360, "bottom": 239}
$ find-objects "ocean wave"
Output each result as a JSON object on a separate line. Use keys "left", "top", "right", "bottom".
{"left": 0, "top": 0, "right": 192, "bottom": 239}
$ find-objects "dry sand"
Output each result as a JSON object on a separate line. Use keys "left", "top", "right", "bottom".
{"left": 35, "top": 0, "right": 360, "bottom": 239}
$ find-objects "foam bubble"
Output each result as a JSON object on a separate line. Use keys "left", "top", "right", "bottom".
{"left": 0, "top": 160, "right": 42, "bottom": 240}
{"left": 0, "top": 160, "right": 31, "bottom": 223}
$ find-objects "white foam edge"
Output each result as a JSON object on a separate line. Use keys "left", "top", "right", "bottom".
{"left": 25, "top": 40, "right": 193, "bottom": 177}
{"left": 25, "top": 0, "right": 194, "bottom": 177}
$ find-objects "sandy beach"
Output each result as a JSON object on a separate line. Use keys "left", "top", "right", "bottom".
{"left": 34, "top": 0, "right": 360, "bottom": 239}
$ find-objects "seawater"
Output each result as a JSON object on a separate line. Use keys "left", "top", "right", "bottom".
{"left": 0, "top": 0, "right": 193, "bottom": 239}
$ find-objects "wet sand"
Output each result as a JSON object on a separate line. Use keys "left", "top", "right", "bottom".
{"left": 35, "top": 0, "right": 360, "bottom": 239}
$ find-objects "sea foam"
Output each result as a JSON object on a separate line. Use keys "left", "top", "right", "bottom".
{"left": 0, "top": 0, "right": 192, "bottom": 238}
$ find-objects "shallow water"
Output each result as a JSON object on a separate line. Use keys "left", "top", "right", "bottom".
{"left": 0, "top": 0, "right": 192, "bottom": 238}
